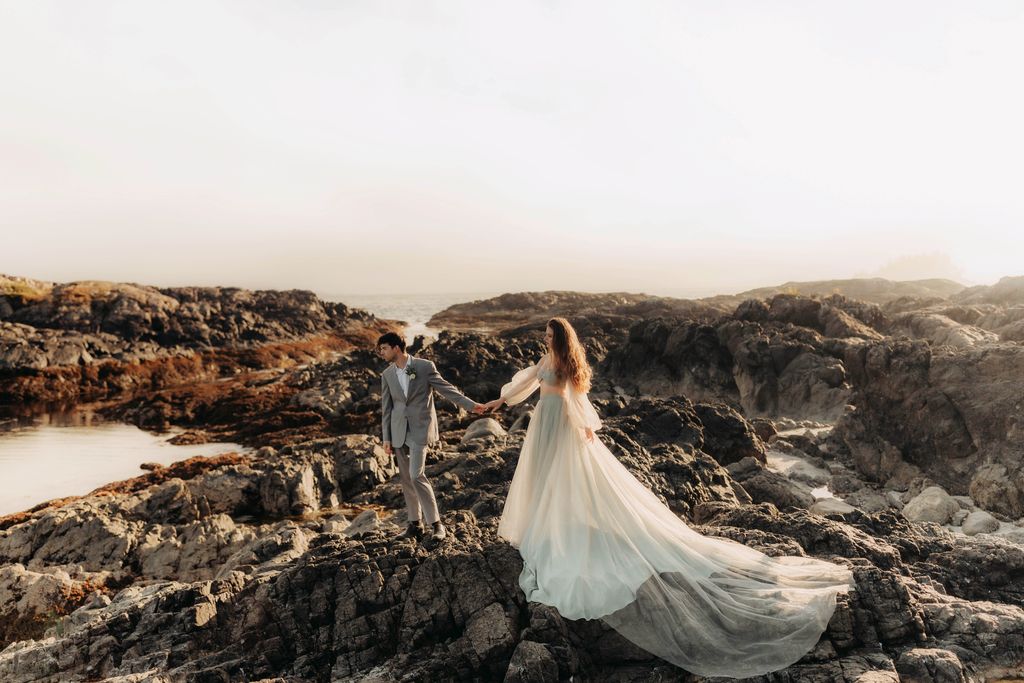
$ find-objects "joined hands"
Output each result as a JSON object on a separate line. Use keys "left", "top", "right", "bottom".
{"left": 471, "top": 398, "right": 505, "bottom": 415}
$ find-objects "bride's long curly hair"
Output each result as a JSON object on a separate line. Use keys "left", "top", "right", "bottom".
{"left": 547, "top": 317, "right": 592, "bottom": 393}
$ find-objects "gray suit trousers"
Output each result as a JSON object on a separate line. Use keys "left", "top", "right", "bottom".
{"left": 393, "top": 439, "right": 440, "bottom": 525}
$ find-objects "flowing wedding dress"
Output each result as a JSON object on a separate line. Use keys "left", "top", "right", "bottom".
{"left": 495, "top": 353, "right": 856, "bottom": 679}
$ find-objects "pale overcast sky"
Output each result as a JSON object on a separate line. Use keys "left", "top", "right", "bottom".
{"left": 1, "top": 1, "right": 1021, "bottom": 296}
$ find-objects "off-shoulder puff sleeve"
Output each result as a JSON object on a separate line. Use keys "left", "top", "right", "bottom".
{"left": 564, "top": 385, "right": 603, "bottom": 432}
{"left": 500, "top": 357, "right": 542, "bottom": 405}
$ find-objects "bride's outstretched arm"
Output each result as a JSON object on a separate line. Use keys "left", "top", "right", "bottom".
{"left": 492, "top": 356, "right": 543, "bottom": 408}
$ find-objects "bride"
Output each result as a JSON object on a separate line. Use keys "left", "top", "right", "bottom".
{"left": 479, "top": 317, "right": 856, "bottom": 679}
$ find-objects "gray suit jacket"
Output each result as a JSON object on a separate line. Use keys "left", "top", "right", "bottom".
{"left": 381, "top": 356, "right": 476, "bottom": 448}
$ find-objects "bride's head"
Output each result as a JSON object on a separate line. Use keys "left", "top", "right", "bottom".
{"left": 545, "top": 317, "right": 592, "bottom": 393}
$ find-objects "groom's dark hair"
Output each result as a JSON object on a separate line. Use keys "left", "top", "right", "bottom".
{"left": 377, "top": 331, "right": 406, "bottom": 351}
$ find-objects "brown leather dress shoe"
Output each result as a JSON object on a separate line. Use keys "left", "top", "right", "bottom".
{"left": 397, "top": 522, "right": 424, "bottom": 540}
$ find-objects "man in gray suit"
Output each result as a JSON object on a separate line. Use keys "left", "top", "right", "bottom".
{"left": 377, "top": 331, "right": 485, "bottom": 542}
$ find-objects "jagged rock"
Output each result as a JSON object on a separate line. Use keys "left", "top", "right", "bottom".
{"left": 841, "top": 487, "right": 899, "bottom": 514}
{"left": 0, "top": 563, "right": 103, "bottom": 648}
{"left": 342, "top": 509, "right": 380, "bottom": 538}
{"left": 895, "top": 648, "right": 968, "bottom": 683}
{"left": 749, "top": 416, "right": 778, "bottom": 442}
{"left": 727, "top": 457, "right": 816, "bottom": 510}
{"left": 0, "top": 501, "right": 141, "bottom": 571}
{"left": 459, "top": 602, "right": 517, "bottom": 673}
{"left": 602, "top": 309, "right": 858, "bottom": 421}
{"left": 837, "top": 340, "right": 1024, "bottom": 518}
{"left": 969, "top": 463, "right": 1024, "bottom": 520}
{"left": 735, "top": 278, "right": 964, "bottom": 304}
{"left": 136, "top": 514, "right": 259, "bottom": 581}
{"left": 504, "top": 640, "right": 559, "bottom": 683}
{"left": 131, "top": 478, "right": 203, "bottom": 524}
{"left": 889, "top": 312, "right": 1000, "bottom": 348}
{"left": 953, "top": 275, "right": 1024, "bottom": 306}
{"left": 693, "top": 401, "right": 766, "bottom": 465}
{"left": 600, "top": 318, "right": 738, "bottom": 402}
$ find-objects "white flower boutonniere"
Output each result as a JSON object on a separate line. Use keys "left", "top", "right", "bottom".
{"left": 404, "top": 365, "right": 417, "bottom": 380}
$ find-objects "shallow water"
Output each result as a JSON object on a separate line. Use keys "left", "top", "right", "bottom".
{"left": 0, "top": 407, "right": 248, "bottom": 517}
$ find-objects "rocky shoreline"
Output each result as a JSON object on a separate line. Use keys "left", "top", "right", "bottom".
{"left": 0, "top": 275, "right": 388, "bottom": 409}
{"left": 2, "top": 274, "right": 1024, "bottom": 682}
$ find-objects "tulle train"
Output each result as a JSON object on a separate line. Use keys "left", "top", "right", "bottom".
{"left": 497, "top": 394, "right": 856, "bottom": 679}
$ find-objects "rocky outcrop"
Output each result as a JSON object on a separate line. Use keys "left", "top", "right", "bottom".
{"left": 600, "top": 296, "right": 869, "bottom": 421}
{"left": 952, "top": 275, "right": 1024, "bottom": 306}
{"left": 594, "top": 287, "right": 1024, "bottom": 522}
{"left": 704, "top": 277, "right": 966, "bottom": 308}
{"left": 832, "top": 339, "right": 1024, "bottom": 517}
{"left": 427, "top": 290, "right": 729, "bottom": 336}
{"left": 880, "top": 276, "right": 1024, "bottom": 344}
{"left": 0, "top": 276, "right": 376, "bottom": 346}
{"left": 428, "top": 280, "right": 969, "bottom": 341}
{"left": 886, "top": 312, "right": 1000, "bottom": 348}
{"left": 0, "top": 274, "right": 389, "bottom": 408}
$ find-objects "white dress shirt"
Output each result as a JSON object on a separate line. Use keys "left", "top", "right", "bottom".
{"left": 395, "top": 354, "right": 414, "bottom": 397}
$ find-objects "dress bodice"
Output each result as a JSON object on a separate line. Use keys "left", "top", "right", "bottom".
{"left": 536, "top": 356, "right": 561, "bottom": 387}
{"left": 537, "top": 363, "right": 560, "bottom": 386}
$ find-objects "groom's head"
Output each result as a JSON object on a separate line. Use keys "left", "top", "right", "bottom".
{"left": 377, "top": 331, "right": 406, "bottom": 363}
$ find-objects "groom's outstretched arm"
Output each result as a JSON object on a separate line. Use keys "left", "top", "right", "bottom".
{"left": 425, "top": 360, "right": 477, "bottom": 412}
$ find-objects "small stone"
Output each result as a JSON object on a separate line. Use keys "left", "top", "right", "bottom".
{"left": 461, "top": 418, "right": 507, "bottom": 444}
{"left": 902, "top": 486, "right": 960, "bottom": 524}
{"left": 961, "top": 510, "right": 1000, "bottom": 536}
{"left": 810, "top": 498, "right": 857, "bottom": 516}
{"left": 342, "top": 509, "right": 379, "bottom": 538}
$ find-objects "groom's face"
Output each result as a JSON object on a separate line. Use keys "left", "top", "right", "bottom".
{"left": 378, "top": 343, "right": 400, "bottom": 363}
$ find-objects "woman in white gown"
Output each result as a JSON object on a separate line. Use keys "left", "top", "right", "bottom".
{"left": 480, "top": 317, "right": 856, "bottom": 679}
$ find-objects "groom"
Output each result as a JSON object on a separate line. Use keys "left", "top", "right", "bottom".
{"left": 377, "top": 332, "right": 485, "bottom": 542}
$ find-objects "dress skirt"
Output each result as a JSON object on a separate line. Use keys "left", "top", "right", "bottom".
{"left": 496, "top": 393, "right": 856, "bottom": 679}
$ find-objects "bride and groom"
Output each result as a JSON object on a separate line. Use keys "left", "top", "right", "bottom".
{"left": 377, "top": 320, "right": 856, "bottom": 678}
